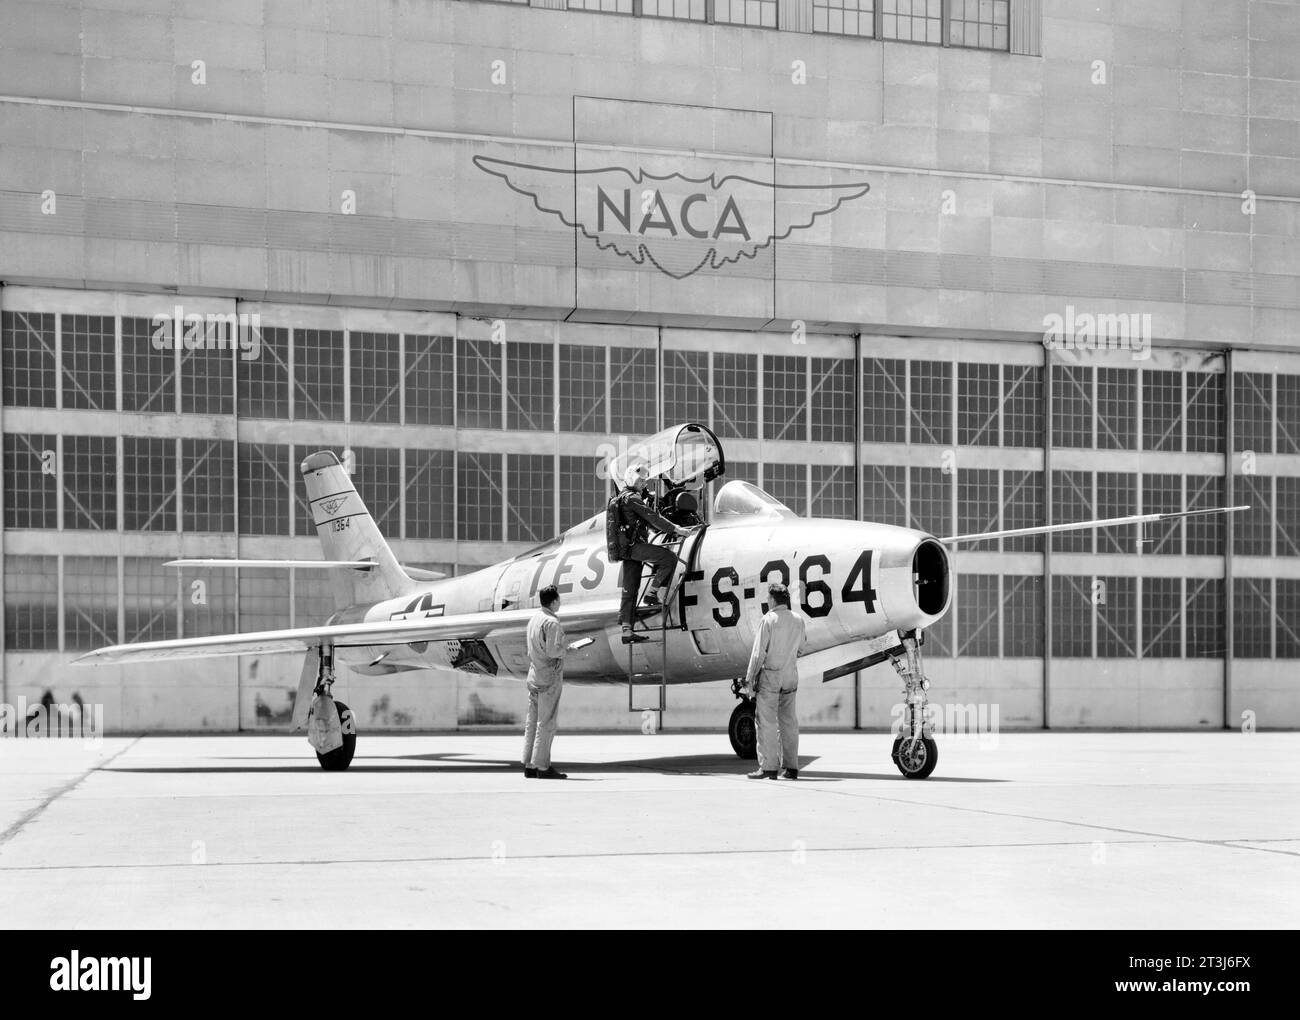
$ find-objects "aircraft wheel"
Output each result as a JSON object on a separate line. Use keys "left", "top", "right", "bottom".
{"left": 728, "top": 700, "right": 757, "bottom": 760}
{"left": 891, "top": 735, "right": 937, "bottom": 779}
{"left": 315, "top": 700, "right": 357, "bottom": 771}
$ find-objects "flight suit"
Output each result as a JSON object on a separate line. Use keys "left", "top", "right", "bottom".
{"left": 616, "top": 492, "right": 682, "bottom": 628}
{"left": 522, "top": 606, "right": 566, "bottom": 771}
{"left": 743, "top": 605, "right": 807, "bottom": 773}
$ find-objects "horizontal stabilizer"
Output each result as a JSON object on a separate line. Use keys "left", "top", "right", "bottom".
{"left": 166, "top": 558, "right": 377, "bottom": 570}
{"left": 165, "top": 559, "right": 446, "bottom": 579}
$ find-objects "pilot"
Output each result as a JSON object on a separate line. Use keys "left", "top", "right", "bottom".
{"left": 522, "top": 584, "right": 567, "bottom": 779}
{"left": 743, "top": 582, "right": 807, "bottom": 781}
{"left": 615, "top": 464, "right": 693, "bottom": 644}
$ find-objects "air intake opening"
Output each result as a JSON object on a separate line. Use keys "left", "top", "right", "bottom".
{"left": 912, "top": 539, "right": 950, "bottom": 616}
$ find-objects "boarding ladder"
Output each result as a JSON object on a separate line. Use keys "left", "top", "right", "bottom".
{"left": 624, "top": 528, "right": 701, "bottom": 722}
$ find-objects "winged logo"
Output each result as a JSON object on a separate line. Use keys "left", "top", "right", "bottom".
{"left": 319, "top": 497, "right": 347, "bottom": 517}
{"left": 473, "top": 155, "right": 870, "bottom": 280}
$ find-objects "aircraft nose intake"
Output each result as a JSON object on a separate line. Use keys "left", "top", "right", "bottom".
{"left": 912, "top": 538, "right": 951, "bottom": 619}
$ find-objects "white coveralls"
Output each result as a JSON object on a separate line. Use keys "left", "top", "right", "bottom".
{"left": 744, "top": 605, "right": 807, "bottom": 773}
{"left": 522, "top": 607, "right": 566, "bottom": 771}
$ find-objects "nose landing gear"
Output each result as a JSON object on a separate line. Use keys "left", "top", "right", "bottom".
{"left": 889, "top": 629, "right": 938, "bottom": 779}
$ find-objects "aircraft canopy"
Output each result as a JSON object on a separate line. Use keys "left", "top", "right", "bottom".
{"left": 608, "top": 422, "right": 725, "bottom": 489}
{"left": 712, "top": 480, "right": 800, "bottom": 520}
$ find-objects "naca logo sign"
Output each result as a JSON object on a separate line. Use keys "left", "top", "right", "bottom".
{"left": 474, "top": 156, "right": 869, "bottom": 280}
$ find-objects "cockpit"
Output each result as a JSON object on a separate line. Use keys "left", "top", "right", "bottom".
{"left": 607, "top": 422, "right": 727, "bottom": 529}
{"left": 712, "top": 480, "right": 799, "bottom": 521}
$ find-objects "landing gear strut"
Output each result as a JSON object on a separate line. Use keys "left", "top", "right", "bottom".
{"left": 728, "top": 679, "right": 757, "bottom": 760}
{"left": 888, "top": 629, "right": 938, "bottom": 779}
{"left": 309, "top": 643, "right": 356, "bottom": 771}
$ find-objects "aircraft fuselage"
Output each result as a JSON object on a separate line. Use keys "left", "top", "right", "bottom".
{"left": 329, "top": 515, "right": 952, "bottom": 686}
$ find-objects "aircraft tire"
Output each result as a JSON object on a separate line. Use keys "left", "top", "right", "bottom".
{"left": 891, "top": 735, "right": 937, "bottom": 779}
{"left": 728, "top": 700, "right": 757, "bottom": 760}
{"left": 315, "top": 700, "right": 357, "bottom": 771}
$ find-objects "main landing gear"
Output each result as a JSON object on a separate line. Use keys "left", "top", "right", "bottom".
{"left": 728, "top": 679, "right": 757, "bottom": 760}
{"left": 889, "top": 629, "right": 937, "bottom": 779}
{"left": 307, "top": 643, "right": 357, "bottom": 771}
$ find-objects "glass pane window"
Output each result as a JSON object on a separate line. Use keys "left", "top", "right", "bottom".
{"left": 3, "top": 555, "right": 58, "bottom": 650}
{"left": 458, "top": 340, "right": 502, "bottom": 430}
{"left": 507, "top": 453, "right": 554, "bottom": 543}
{"left": 810, "top": 357, "right": 853, "bottom": 443}
{"left": 406, "top": 334, "right": 455, "bottom": 427}
{"left": 610, "top": 346, "right": 657, "bottom": 436}
{"left": 1142, "top": 576, "right": 1182, "bottom": 658}
{"left": 506, "top": 342, "right": 553, "bottom": 432}
{"left": 293, "top": 328, "right": 345, "bottom": 421}
{"left": 63, "top": 435, "right": 116, "bottom": 530}
{"left": 122, "top": 316, "right": 175, "bottom": 413}
{"left": 64, "top": 555, "right": 118, "bottom": 650}
{"left": 863, "top": 358, "right": 906, "bottom": 443}
{"left": 712, "top": 353, "right": 757, "bottom": 440}
{"left": 948, "top": 0, "right": 1009, "bottom": 50}
{"left": 957, "top": 573, "right": 999, "bottom": 657}
{"left": 3, "top": 433, "right": 59, "bottom": 529}
{"left": 123, "top": 437, "right": 176, "bottom": 532}
{"left": 909, "top": 361, "right": 951, "bottom": 445}
{"left": 560, "top": 345, "right": 606, "bottom": 433}
{"left": 764, "top": 355, "right": 806, "bottom": 442}
{"left": 61, "top": 314, "right": 115, "bottom": 411}
{"left": 957, "top": 363, "right": 999, "bottom": 446}
{"left": 405, "top": 448, "right": 455, "bottom": 540}
{"left": 458, "top": 452, "right": 503, "bottom": 541}
{"left": 350, "top": 332, "right": 401, "bottom": 424}
{"left": 1, "top": 311, "right": 56, "bottom": 407}
{"left": 810, "top": 464, "right": 854, "bottom": 520}
{"left": 813, "top": 0, "right": 875, "bottom": 37}
{"left": 182, "top": 439, "right": 235, "bottom": 533}
{"left": 238, "top": 325, "right": 289, "bottom": 419}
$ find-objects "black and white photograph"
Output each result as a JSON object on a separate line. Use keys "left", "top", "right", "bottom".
{"left": 0, "top": 0, "right": 1296, "bottom": 958}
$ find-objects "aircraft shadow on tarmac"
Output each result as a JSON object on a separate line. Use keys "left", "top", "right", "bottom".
{"left": 105, "top": 751, "right": 1004, "bottom": 781}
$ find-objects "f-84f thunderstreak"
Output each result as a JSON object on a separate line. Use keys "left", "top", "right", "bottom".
{"left": 75, "top": 423, "right": 1245, "bottom": 777}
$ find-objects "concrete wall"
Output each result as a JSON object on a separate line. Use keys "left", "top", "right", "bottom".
{"left": 0, "top": 0, "right": 1296, "bottom": 345}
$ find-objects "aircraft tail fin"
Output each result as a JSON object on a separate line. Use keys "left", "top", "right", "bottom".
{"left": 299, "top": 451, "right": 417, "bottom": 608}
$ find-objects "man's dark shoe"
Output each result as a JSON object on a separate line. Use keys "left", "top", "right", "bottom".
{"left": 641, "top": 592, "right": 662, "bottom": 608}
{"left": 621, "top": 632, "right": 650, "bottom": 643}
{"left": 782, "top": 769, "right": 798, "bottom": 780}
{"left": 524, "top": 766, "right": 538, "bottom": 778}
{"left": 746, "top": 769, "right": 778, "bottom": 780}
{"left": 535, "top": 767, "right": 568, "bottom": 779}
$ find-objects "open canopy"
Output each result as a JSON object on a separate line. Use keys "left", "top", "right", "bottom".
{"left": 607, "top": 422, "right": 725, "bottom": 489}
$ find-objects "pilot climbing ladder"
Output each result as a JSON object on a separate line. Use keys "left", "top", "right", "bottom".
{"left": 607, "top": 422, "right": 725, "bottom": 724}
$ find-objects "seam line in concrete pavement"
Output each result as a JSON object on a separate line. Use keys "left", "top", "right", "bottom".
{"left": 0, "top": 738, "right": 141, "bottom": 850}
{"left": 749, "top": 779, "right": 1300, "bottom": 860}
{"left": 0, "top": 836, "right": 1256, "bottom": 873}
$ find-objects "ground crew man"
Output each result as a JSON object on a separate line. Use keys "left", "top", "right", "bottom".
{"left": 614, "top": 464, "right": 692, "bottom": 644}
{"left": 743, "top": 583, "right": 807, "bottom": 780}
{"left": 522, "top": 584, "right": 567, "bottom": 779}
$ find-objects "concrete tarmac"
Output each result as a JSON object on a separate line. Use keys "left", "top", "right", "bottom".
{"left": 1, "top": 731, "right": 1297, "bottom": 928}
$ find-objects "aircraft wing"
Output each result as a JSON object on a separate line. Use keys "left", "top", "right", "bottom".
{"left": 72, "top": 600, "right": 622, "bottom": 666}
{"left": 942, "top": 505, "right": 1249, "bottom": 545}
